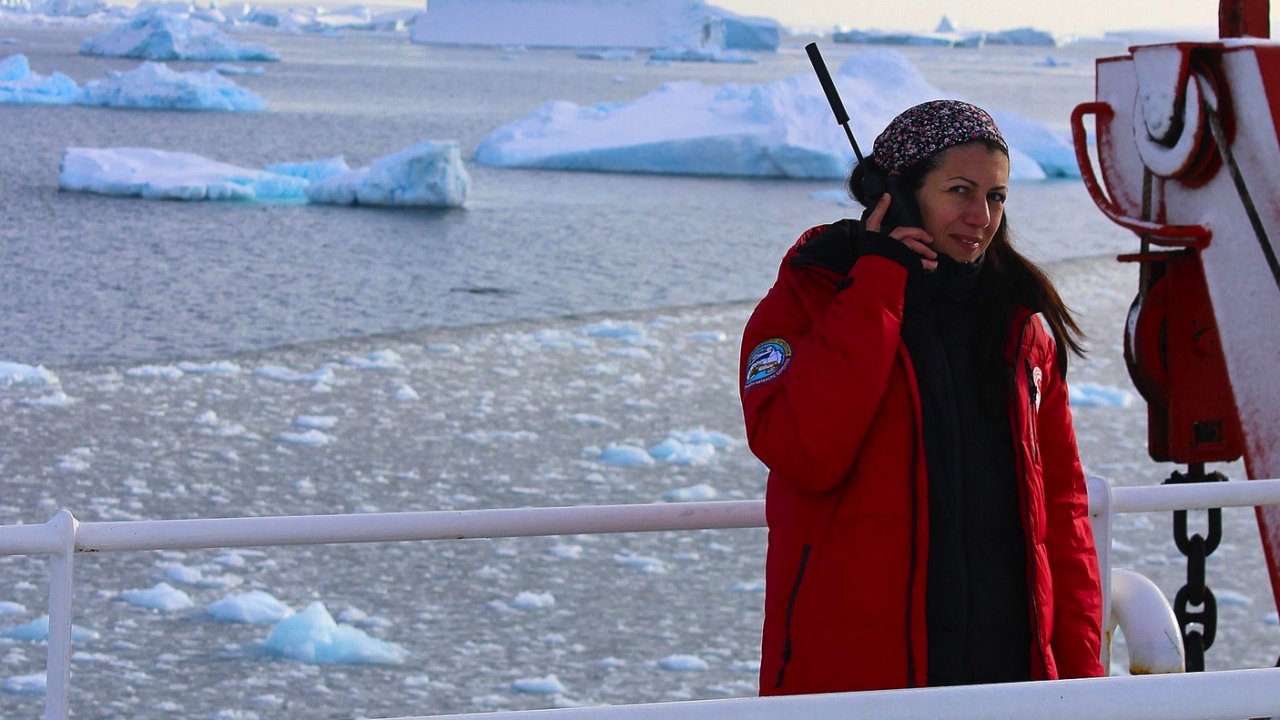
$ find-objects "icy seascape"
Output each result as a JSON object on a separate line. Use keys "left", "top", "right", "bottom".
{"left": 0, "top": 8, "right": 1274, "bottom": 720}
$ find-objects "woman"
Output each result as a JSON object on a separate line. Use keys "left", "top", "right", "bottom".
{"left": 740, "top": 100, "right": 1103, "bottom": 695}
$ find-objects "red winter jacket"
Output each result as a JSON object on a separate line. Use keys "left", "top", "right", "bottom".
{"left": 741, "top": 225, "right": 1103, "bottom": 696}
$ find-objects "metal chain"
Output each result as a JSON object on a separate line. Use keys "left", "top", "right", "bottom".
{"left": 1165, "top": 465, "right": 1227, "bottom": 671}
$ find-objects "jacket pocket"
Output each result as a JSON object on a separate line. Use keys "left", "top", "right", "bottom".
{"left": 774, "top": 544, "right": 812, "bottom": 689}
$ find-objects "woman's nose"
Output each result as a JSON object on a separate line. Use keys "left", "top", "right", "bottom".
{"left": 963, "top": 197, "right": 992, "bottom": 228}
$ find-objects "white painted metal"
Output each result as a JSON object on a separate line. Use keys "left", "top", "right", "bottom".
{"left": 1088, "top": 476, "right": 1115, "bottom": 670}
{"left": 1109, "top": 479, "right": 1280, "bottom": 513}
{"left": 1109, "top": 568, "right": 1185, "bottom": 674}
{"left": 68, "top": 500, "right": 768, "bottom": 553}
{"left": 408, "top": 668, "right": 1280, "bottom": 720}
{"left": 44, "top": 510, "right": 75, "bottom": 720}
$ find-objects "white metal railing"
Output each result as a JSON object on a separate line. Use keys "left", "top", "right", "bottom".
{"left": 2, "top": 477, "right": 1279, "bottom": 720}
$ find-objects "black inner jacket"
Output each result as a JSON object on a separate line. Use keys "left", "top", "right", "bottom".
{"left": 793, "top": 219, "right": 1031, "bottom": 685}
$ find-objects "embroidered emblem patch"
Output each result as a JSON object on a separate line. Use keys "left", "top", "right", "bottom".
{"left": 745, "top": 338, "right": 793, "bottom": 390}
{"left": 1031, "top": 366, "right": 1043, "bottom": 412}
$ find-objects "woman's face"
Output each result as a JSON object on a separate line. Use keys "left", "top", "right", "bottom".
{"left": 913, "top": 143, "right": 1010, "bottom": 263}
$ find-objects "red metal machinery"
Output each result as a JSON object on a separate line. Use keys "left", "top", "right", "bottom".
{"left": 1073, "top": 0, "right": 1280, "bottom": 669}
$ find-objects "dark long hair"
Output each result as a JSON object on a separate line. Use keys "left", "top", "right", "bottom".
{"left": 849, "top": 141, "right": 1085, "bottom": 408}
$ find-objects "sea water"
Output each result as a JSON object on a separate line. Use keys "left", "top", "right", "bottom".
{"left": 1, "top": 24, "right": 1276, "bottom": 720}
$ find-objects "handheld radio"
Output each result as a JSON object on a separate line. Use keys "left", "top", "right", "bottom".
{"left": 804, "top": 43, "right": 922, "bottom": 233}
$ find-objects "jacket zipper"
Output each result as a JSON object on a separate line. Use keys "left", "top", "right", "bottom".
{"left": 1013, "top": 317, "right": 1049, "bottom": 678}
{"left": 905, "top": 393, "right": 920, "bottom": 688}
{"left": 773, "top": 544, "right": 812, "bottom": 689}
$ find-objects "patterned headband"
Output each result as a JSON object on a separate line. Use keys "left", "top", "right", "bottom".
{"left": 870, "top": 99, "right": 1007, "bottom": 173}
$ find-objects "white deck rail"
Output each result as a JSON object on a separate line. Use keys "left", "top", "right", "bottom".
{"left": 3, "top": 477, "right": 1280, "bottom": 720}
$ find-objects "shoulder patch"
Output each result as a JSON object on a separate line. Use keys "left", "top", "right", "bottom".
{"left": 745, "top": 338, "right": 793, "bottom": 390}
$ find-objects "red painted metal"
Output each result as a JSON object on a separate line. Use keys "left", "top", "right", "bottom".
{"left": 1219, "top": 0, "right": 1270, "bottom": 38}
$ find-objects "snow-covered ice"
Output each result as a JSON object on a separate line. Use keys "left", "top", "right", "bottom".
{"left": 474, "top": 49, "right": 1074, "bottom": 180}
{"left": 80, "top": 8, "right": 279, "bottom": 61}
{"left": 0, "top": 361, "right": 59, "bottom": 387}
{"left": 119, "top": 582, "right": 195, "bottom": 611}
{"left": 79, "top": 61, "right": 266, "bottom": 112}
{"left": 59, "top": 148, "right": 303, "bottom": 201}
{"left": 411, "top": 0, "right": 773, "bottom": 51}
{"left": 263, "top": 601, "right": 408, "bottom": 665}
{"left": 207, "top": 590, "right": 294, "bottom": 624}
{"left": 0, "top": 53, "right": 78, "bottom": 104}
{"left": 305, "top": 141, "right": 472, "bottom": 208}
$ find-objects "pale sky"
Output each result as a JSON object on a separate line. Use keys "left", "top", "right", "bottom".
{"left": 712, "top": 0, "right": 1260, "bottom": 36}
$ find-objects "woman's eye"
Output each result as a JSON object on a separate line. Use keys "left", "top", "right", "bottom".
{"left": 988, "top": 192, "right": 1007, "bottom": 204}
{"left": 949, "top": 185, "right": 969, "bottom": 195}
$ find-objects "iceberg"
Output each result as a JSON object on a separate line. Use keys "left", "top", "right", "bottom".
{"left": 79, "top": 61, "right": 266, "bottom": 112}
{"left": 80, "top": 7, "right": 280, "bottom": 61}
{"left": 0, "top": 54, "right": 80, "bottom": 105}
{"left": 474, "top": 49, "right": 1071, "bottom": 180}
{"left": 648, "top": 46, "right": 755, "bottom": 64}
{"left": 59, "top": 147, "right": 309, "bottom": 201}
{"left": 264, "top": 601, "right": 408, "bottom": 665}
{"left": 306, "top": 141, "right": 471, "bottom": 208}
{"left": 264, "top": 156, "right": 352, "bottom": 182}
{"left": 411, "top": 0, "right": 768, "bottom": 51}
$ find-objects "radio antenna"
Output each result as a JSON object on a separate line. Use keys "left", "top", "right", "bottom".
{"left": 805, "top": 42, "right": 864, "bottom": 164}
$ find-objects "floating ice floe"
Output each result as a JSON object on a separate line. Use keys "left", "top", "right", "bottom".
{"left": 60, "top": 147, "right": 302, "bottom": 201}
{"left": 294, "top": 415, "right": 338, "bottom": 430}
{"left": 1069, "top": 383, "right": 1136, "bottom": 408}
{"left": 614, "top": 553, "right": 666, "bottom": 574}
{"left": 207, "top": 590, "right": 294, "bottom": 624}
{"left": 411, "top": 0, "right": 778, "bottom": 51}
{"left": 1, "top": 615, "right": 100, "bottom": 643}
{"left": 510, "top": 591, "right": 555, "bottom": 610}
{"left": 598, "top": 443, "right": 655, "bottom": 468}
{"left": 2, "top": 673, "right": 45, "bottom": 696}
{"left": 0, "top": 54, "right": 79, "bottom": 104}
{"left": 511, "top": 674, "right": 567, "bottom": 695}
{"left": 305, "top": 141, "right": 471, "bottom": 208}
{"left": 264, "top": 601, "right": 408, "bottom": 665}
{"left": 659, "top": 654, "right": 709, "bottom": 671}
{"left": 474, "top": 49, "right": 1071, "bottom": 180}
{"left": 648, "top": 46, "right": 755, "bottom": 64}
{"left": 0, "top": 360, "right": 59, "bottom": 388}
{"left": 662, "top": 483, "right": 717, "bottom": 501}
{"left": 0, "top": 601, "right": 26, "bottom": 615}
{"left": 255, "top": 365, "right": 335, "bottom": 384}
{"left": 176, "top": 360, "right": 241, "bottom": 375}
{"left": 577, "top": 49, "right": 635, "bottom": 61}
{"left": 213, "top": 63, "right": 264, "bottom": 76}
{"left": 344, "top": 349, "right": 404, "bottom": 370}
{"left": 277, "top": 429, "right": 335, "bottom": 447}
{"left": 79, "top": 61, "right": 266, "bottom": 111}
{"left": 80, "top": 8, "right": 279, "bottom": 61}
{"left": 120, "top": 582, "right": 195, "bottom": 611}
{"left": 265, "top": 155, "right": 352, "bottom": 183}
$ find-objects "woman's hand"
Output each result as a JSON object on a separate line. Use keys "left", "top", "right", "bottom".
{"left": 865, "top": 193, "right": 938, "bottom": 272}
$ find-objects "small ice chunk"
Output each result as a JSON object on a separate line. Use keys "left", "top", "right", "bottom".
{"left": 2, "top": 673, "right": 45, "bottom": 695}
{"left": 1069, "top": 383, "right": 1135, "bottom": 408}
{"left": 124, "top": 364, "right": 184, "bottom": 378}
{"left": 79, "top": 62, "right": 266, "bottom": 112}
{"left": 0, "top": 54, "right": 80, "bottom": 105}
{"left": 344, "top": 349, "right": 404, "bottom": 371}
{"left": 80, "top": 8, "right": 279, "bottom": 61}
{"left": 255, "top": 365, "right": 334, "bottom": 384}
{"left": 265, "top": 156, "right": 350, "bottom": 182}
{"left": 393, "top": 384, "right": 420, "bottom": 401}
{"left": 207, "top": 590, "right": 294, "bottom": 624}
{"left": 687, "top": 330, "right": 727, "bottom": 342}
{"left": 60, "top": 148, "right": 304, "bottom": 201}
{"left": 599, "top": 444, "right": 654, "bottom": 468}
{"left": 510, "top": 591, "right": 555, "bottom": 610}
{"left": 1, "top": 616, "right": 100, "bottom": 643}
{"left": 659, "top": 654, "right": 709, "bottom": 671}
{"left": 648, "top": 438, "right": 715, "bottom": 466}
{"left": 0, "top": 361, "right": 59, "bottom": 388}
{"left": 277, "top": 430, "right": 334, "bottom": 447}
{"left": 0, "top": 601, "right": 26, "bottom": 615}
{"left": 511, "top": 674, "right": 566, "bottom": 695}
{"left": 120, "top": 582, "right": 194, "bottom": 611}
{"left": 294, "top": 415, "right": 338, "bottom": 430}
{"left": 176, "top": 360, "right": 241, "bottom": 375}
{"left": 662, "top": 484, "right": 717, "bottom": 502}
{"left": 579, "top": 320, "right": 645, "bottom": 340}
{"left": 307, "top": 140, "right": 471, "bottom": 208}
{"left": 614, "top": 553, "right": 666, "bottom": 574}
{"left": 264, "top": 601, "right": 408, "bottom": 665}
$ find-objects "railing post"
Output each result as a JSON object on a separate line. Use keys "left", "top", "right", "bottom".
{"left": 1088, "top": 476, "right": 1114, "bottom": 673}
{"left": 44, "top": 510, "right": 77, "bottom": 720}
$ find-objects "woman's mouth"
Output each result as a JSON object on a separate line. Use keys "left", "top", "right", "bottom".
{"left": 951, "top": 235, "right": 981, "bottom": 252}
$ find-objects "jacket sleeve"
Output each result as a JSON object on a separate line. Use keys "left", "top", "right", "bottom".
{"left": 1038, "top": 336, "right": 1105, "bottom": 678}
{"left": 740, "top": 247, "right": 910, "bottom": 495}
